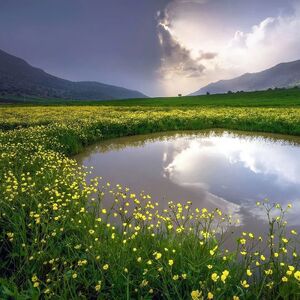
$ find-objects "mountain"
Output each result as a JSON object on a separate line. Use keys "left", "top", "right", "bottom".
{"left": 190, "top": 60, "right": 300, "bottom": 96}
{"left": 0, "top": 49, "right": 147, "bottom": 100}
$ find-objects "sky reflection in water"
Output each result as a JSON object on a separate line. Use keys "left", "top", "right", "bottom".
{"left": 75, "top": 130, "right": 300, "bottom": 231}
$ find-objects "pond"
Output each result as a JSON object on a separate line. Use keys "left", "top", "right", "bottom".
{"left": 75, "top": 130, "right": 300, "bottom": 236}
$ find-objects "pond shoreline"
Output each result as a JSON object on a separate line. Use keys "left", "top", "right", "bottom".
{"left": 1, "top": 106, "right": 300, "bottom": 298}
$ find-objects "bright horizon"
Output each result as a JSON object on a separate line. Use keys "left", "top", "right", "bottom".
{"left": 1, "top": 0, "right": 300, "bottom": 97}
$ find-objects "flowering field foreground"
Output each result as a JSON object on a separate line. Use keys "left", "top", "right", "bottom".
{"left": 0, "top": 105, "right": 300, "bottom": 299}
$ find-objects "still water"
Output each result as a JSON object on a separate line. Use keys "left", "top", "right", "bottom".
{"left": 75, "top": 130, "right": 300, "bottom": 234}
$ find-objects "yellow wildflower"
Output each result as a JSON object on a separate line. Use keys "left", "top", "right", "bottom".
{"left": 140, "top": 279, "right": 148, "bottom": 287}
{"left": 155, "top": 252, "right": 162, "bottom": 260}
{"left": 221, "top": 270, "right": 229, "bottom": 283}
{"left": 241, "top": 280, "right": 249, "bottom": 288}
{"left": 239, "top": 238, "right": 246, "bottom": 245}
{"left": 265, "top": 269, "right": 273, "bottom": 275}
{"left": 211, "top": 273, "right": 219, "bottom": 282}
{"left": 191, "top": 290, "right": 202, "bottom": 300}
{"left": 173, "top": 275, "right": 179, "bottom": 280}
{"left": 294, "top": 271, "right": 300, "bottom": 281}
{"left": 95, "top": 281, "right": 102, "bottom": 291}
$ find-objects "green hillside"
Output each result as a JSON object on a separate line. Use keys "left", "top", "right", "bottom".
{"left": 2, "top": 87, "right": 300, "bottom": 108}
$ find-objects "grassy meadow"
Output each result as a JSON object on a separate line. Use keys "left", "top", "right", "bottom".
{"left": 1, "top": 89, "right": 300, "bottom": 299}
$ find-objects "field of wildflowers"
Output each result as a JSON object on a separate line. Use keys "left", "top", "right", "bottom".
{"left": 0, "top": 104, "right": 300, "bottom": 299}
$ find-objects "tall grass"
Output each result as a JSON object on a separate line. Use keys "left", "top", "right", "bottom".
{"left": 0, "top": 105, "right": 300, "bottom": 299}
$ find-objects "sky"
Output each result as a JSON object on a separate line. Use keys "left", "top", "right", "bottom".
{"left": 0, "top": 0, "right": 299, "bottom": 96}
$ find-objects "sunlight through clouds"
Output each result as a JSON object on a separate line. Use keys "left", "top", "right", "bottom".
{"left": 157, "top": 1, "right": 300, "bottom": 95}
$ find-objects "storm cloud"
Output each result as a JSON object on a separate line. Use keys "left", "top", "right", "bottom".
{"left": 156, "top": 0, "right": 300, "bottom": 95}
{"left": 0, "top": 0, "right": 298, "bottom": 96}
{"left": 157, "top": 13, "right": 206, "bottom": 79}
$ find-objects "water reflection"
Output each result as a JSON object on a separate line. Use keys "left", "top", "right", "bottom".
{"left": 75, "top": 130, "right": 300, "bottom": 233}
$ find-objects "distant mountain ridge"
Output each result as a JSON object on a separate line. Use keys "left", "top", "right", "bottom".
{"left": 0, "top": 49, "right": 147, "bottom": 100}
{"left": 190, "top": 60, "right": 300, "bottom": 96}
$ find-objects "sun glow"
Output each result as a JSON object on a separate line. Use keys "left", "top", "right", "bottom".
{"left": 158, "top": 2, "right": 300, "bottom": 96}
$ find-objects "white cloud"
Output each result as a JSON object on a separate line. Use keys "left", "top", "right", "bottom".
{"left": 165, "top": 135, "right": 300, "bottom": 186}
{"left": 222, "top": 8, "right": 300, "bottom": 73}
{"left": 163, "top": 133, "right": 300, "bottom": 225}
{"left": 157, "top": 2, "right": 300, "bottom": 95}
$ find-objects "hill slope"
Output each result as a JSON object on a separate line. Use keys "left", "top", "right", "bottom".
{"left": 191, "top": 60, "right": 300, "bottom": 95}
{"left": 0, "top": 49, "right": 147, "bottom": 100}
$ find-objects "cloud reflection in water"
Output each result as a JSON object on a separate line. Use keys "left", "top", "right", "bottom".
{"left": 163, "top": 132, "right": 300, "bottom": 225}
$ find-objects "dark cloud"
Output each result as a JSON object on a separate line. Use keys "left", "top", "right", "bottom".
{"left": 0, "top": 0, "right": 169, "bottom": 96}
{"left": 0, "top": 0, "right": 296, "bottom": 96}
{"left": 157, "top": 9, "right": 205, "bottom": 79}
